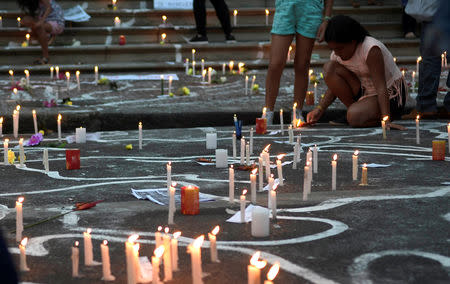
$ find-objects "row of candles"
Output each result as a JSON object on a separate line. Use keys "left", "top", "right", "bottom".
{"left": 15, "top": 197, "right": 280, "bottom": 283}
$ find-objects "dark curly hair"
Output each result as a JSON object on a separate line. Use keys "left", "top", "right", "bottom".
{"left": 17, "top": 0, "right": 40, "bottom": 17}
{"left": 324, "top": 15, "right": 370, "bottom": 44}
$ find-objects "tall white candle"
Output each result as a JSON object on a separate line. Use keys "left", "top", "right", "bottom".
{"left": 16, "top": 197, "right": 24, "bottom": 242}
{"left": 229, "top": 60, "right": 234, "bottom": 73}
{"left": 312, "top": 145, "right": 318, "bottom": 174}
{"left": 276, "top": 154, "right": 285, "bottom": 186}
{"left": 168, "top": 184, "right": 176, "bottom": 225}
{"left": 101, "top": 240, "right": 115, "bottom": 281}
{"left": 55, "top": 66, "right": 60, "bottom": 79}
{"left": 192, "top": 49, "right": 196, "bottom": 63}
{"left": 263, "top": 148, "right": 271, "bottom": 181}
{"left": 250, "top": 169, "right": 257, "bottom": 204}
{"left": 126, "top": 234, "right": 139, "bottom": 284}
{"left": 267, "top": 175, "right": 274, "bottom": 208}
{"left": 265, "top": 9, "right": 269, "bottom": 26}
{"left": 138, "top": 122, "right": 143, "bottom": 150}
{"left": 416, "top": 56, "right": 421, "bottom": 78}
{"left": 249, "top": 127, "right": 254, "bottom": 154}
{"left": 94, "top": 66, "right": 99, "bottom": 83}
{"left": 240, "top": 136, "right": 245, "bottom": 165}
{"left": 66, "top": 72, "right": 70, "bottom": 90}
{"left": 72, "top": 241, "right": 80, "bottom": 277}
{"left": 292, "top": 103, "right": 297, "bottom": 124}
{"left": 32, "top": 110, "right": 38, "bottom": 134}
{"left": 19, "top": 138, "right": 24, "bottom": 167}
{"left": 222, "top": 63, "right": 226, "bottom": 75}
{"left": 167, "top": 162, "right": 172, "bottom": 191}
{"left": 288, "top": 125, "right": 293, "bottom": 143}
{"left": 233, "top": 9, "right": 238, "bottom": 26}
{"left": 248, "top": 252, "right": 267, "bottom": 284}
{"left": 382, "top": 116, "right": 388, "bottom": 140}
{"left": 229, "top": 165, "right": 235, "bottom": 202}
{"left": 415, "top": 115, "right": 420, "bottom": 144}
{"left": 9, "top": 70, "right": 14, "bottom": 85}
{"left": 280, "top": 109, "right": 284, "bottom": 134}
{"left": 240, "top": 190, "right": 247, "bottom": 223}
{"left": 24, "top": 69, "right": 30, "bottom": 86}
{"left": 232, "top": 131, "right": 237, "bottom": 159}
{"left": 258, "top": 155, "right": 264, "bottom": 191}
{"left": 50, "top": 66, "right": 54, "bottom": 79}
{"left": 202, "top": 69, "right": 206, "bottom": 82}
{"left": 361, "top": 163, "right": 368, "bottom": 186}
{"left": 192, "top": 60, "right": 196, "bottom": 75}
{"left": 4, "top": 138, "right": 9, "bottom": 165}
{"left": 331, "top": 154, "right": 337, "bottom": 191}
{"left": 245, "top": 142, "right": 250, "bottom": 165}
{"left": 352, "top": 150, "right": 359, "bottom": 181}
{"left": 303, "top": 163, "right": 310, "bottom": 200}
{"left": 411, "top": 71, "right": 416, "bottom": 90}
{"left": 168, "top": 75, "right": 173, "bottom": 95}
{"left": 75, "top": 70, "right": 80, "bottom": 91}
{"left": 19, "top": 237, "right": 30, "bottom": 272}
{"left": 152, "top": 245, "right": 164, "bottom": 284}
{"left": 84, "top": 228, "right": 94, "bottom": 266}
{"left": 155, "top": 226, "right": 163, "bottom": 248}
{"left": 185, "top": 58, "right": 190, "bottom": 75}
{"left": 292, "top": 144, "right": 298, "bottom": 170}
{"left": 171, "top": 232, "right": 181, "bottom": 271}
{"left": 57, "top": 114, "right": 62, "bottom": 142}
{"left": 188, "top": 235, "right": 204, "bottom": 284}
{"left": 43, "top": 148, "right": 49, "bottom": 172}
{"left": 208, "top": 226, "right": 220, "bottom": 263}
{"left": 201, "top": 59, "right": 205, "bottom": 78}
{"left": 270, "top": 185, "right": 277, "bottom": 220}
{"left": 314, "top": 82, "right": 318, "bottom": 104}
{"left": 163, "top": 228, "right": 173, "bottom": 281}
{"left": 245, "top": 75, "right": 249, "bottom": 95}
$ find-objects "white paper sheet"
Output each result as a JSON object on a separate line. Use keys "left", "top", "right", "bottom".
{"left": 64, "top": 5, "right": 91, "bottom": 22}
{"left": 101, "top": 74, "right": 179, "bottom": 81}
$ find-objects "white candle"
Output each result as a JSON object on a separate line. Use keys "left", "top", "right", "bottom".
{"left": 66, "top": 72, "right": 70, "bottom": 90}
{"left": 250, "top": 169, "right": 257, "bottom": 204}
{"left": 25, "top": 33, "right": 30, "bottom": 45}
{"left": 229, "top": 61, "right": 234, "bottom": 73}
{"left": 50, "top": 66, "right": 54, "bottom": 79}
{"left": 138, "top": 122, "right": 142, "bottom": 150}
{"left": 161, "top": 33, "right": 167, "bottom": 44}
{"left": 9, "top": 70, "right": 14, "bottom": 85}
{"left": 208, "top": 226, "right": 220, "bottom": 263}
{"left": 13, "top": 108, "right": 19, "bottom": 139}
{"left": 276, "top": 154, "right": 285, "bottom": 186}
{"left": 84, "top": 228, "right": 94, "bottom": 266}
{"left": 352, "top": 150, "right": 359, "bottom": 181}
{"left": 43, "top": 148, "right": 49, "bottom": 173}
{"left": 267, "top": 175, "right": 274, "bottom": 208}
{"left": 57, "top": 114, "right": 62, "bottom": 142}
{"left": 19, "top": 138, "right": 24, "bottom": 167}
{"left": 0, "top": 117, "right": 3, "bottom": 137}
{"left": 76, "top": 71, "right": 81, "bottom": 91}
{"left": 114, "top": 16, "right": 121, "bottom": 27}
{"left": 233, "top": 9, "right": 238, "bottom": 26}
{"left": 240, "top": 136, "right": 245, "bottom": 165}
{"left": 0, "top": 16, "right": 2, "bottom": 28}
{"left": 245, "top": 75, "right": 249, "bottom": 95}
{"left": 229, "top": 165, "right": 235, "bottom": 203}
{"left": 101, "top": 240, "right": 115, "bottom": 281}
{"left": 238, "top": 62, "right": 244, "bottom": 74}
{"left": 292, "top": 144, "right": 298, "bottom": 170}
{"left": 155, "top": 226, "right": 163, "bottom": 248}
{"left": 232, "top": 131, "right": 237, "bottom": 158}
{"left": 16, "top": 197, "right": 24, "bottom": 242}
{"left": 163, "top": 228, "right": 173, "bottom": 281}
{"left": 168, "top": 184, "right": 176, "bottom": 225}
{"left": 152, "top": 245, "right": 164, "bottom": 284}
{"left": 361, "top": 163, "right": 368, "bottom": 186}
{"left": 303, "top": 162, "right": 310, "bottom": 200}
{"left": 270, "top": 185, "right": 277, "bottom": 220}
{"left": 248, "top": 252, "right": 267, "bottom": 284}
{"left": 185, "top": 58, "right": 190, "bottom": 75}
{"left": 312, "top": 145, "right": 318, "bottom": 174}
{"left": 192, "top": 49, "right": 196, "bottom": 63}
{"left": 262, "top": 107, "right": 267, "bottom": 119}
{"left": 24, "top": 69, "right": 30, "bottom": 86}
{"left": 201, "top": 59, "right": 205, "bottom": 78}
{"left": 75, "top": 127, "right": 86, "bottom": 143}
{"left": 245, "top": 142, "right": 250, "bottom": 165}
{"left": 19, "top": 237, "right": 30, "bottom": 272}
{"left": 251, "top": 75, "right": 256, "bottom": 94}
{"left": 4, "top": 138, "right": 9, "bottom": 165}
{"left": 314, "top": 82, "right": 318, "bottom": 104}
{"left": 171, "top": 232, "right": 181, "bottom": 271}
{"left": 331, "top": 154, "right": 337, "bottom": 191}
{"left": 167, "top": 162, "right": 172, "bottom": 191}
{"left": 251, "top": 207, "right": 270, "bottom": 237}
{"left": 280, "top": 109, "right": 284, "bottom": 134}
{"left": 416, "top": 56, "right": 421, "bottom": 77}
{"left": 206, "top": 132, "right": 217, "bottom": 149}
{"left": 287, "top": 46, "right": 292, "bottom": 62}
{"left": 263, "top": 146, "right": 271, "bottom": 180}
{"left": 72, "top": 241, "right": 80, "bottom": 277}
{"left": 55, "top": 66, "right": 60, "bottom": 79}
{"left": 292, "top": 103, "right": 297, "bottom": 124}
{"left": 32, "top": 110, "right": 38, "bottom": 134}
{"left": 222, "top": 63, "right": 226, "bottom": 75}
{"left": 265, "top": 9, "right": 269, "bottom": 26}
{"left": 240, "top": 190, "right": 247, "bottom": 223}
{"left": 193, "top": 60, "right": 196, "bottom": 75}
{"left": 382, "top": 116, "right": 388, "bottom": 140}
{"left": 258, "top": 156, "right": 264, "bottom": 191}
{"left": 447, "top": 123, "right": 450, "bottom": 153}
{"left": 415, "top": 115, "right": 420, "bottom": 144}
{"left": 94, "top": 66, "right": 99, "bottom": 83}
{"left": 17, "top": 16, "right": 21, "bottom": 27}
{"left": 264, "top": 262, "right": 280, "bottom": 284}
{"left": 288, "top": 125, "right": 293, "bottom": 143}
{"left": 188, "top": 235, "right": 204, "bottom": 284}
{"left": 411, "top": 71, "right": 416, "bottom": 90}
{"left": 168, "top": 75, "right": 173, "bottom": 94}
{"left": 249, "top": 127, "right": 254, "bottom": 154}
{"left": 126, "top": 234, "right": 139, "bottom": 284}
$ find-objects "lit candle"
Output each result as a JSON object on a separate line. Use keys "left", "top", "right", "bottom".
{"left": 382, "top": 116, "right": 388, "bottom": 139}
{"left": 288, "top": 124, "right": 293, "bottom": 143}
{"left": 16, "top": 197, "right": 24, "bottom": 242}
{"left": 240, "top": 189, "right": 247, "bottom": 223}
{"left": 402, "top": 70, "right": 405, "bottom": 77}
{"left": 25, "top": 33, "right": 30, "bottom": 46}
{"left": 84, "top": 228, "right": 94, "bottom": 266}
{"left": 160, "top": 75, "right": 164, "bottom": 95}
{"left": 447, "top": 123, "right": 450, "bottom": 153}
{"left": 352, "top": 150, "right": 359, "bottom": 181}
{"left": 233, "top": 9, "right": 238, "bottom": 26}
{"left": 161, "top": 33, "right": 167, "bottom": 44}
{"left": 171, "top": 231, "right": 181, "bottom": 271}
{"left": 162, "top": 15, "right": 167, "bottom": 25}
{"left": 0, "top": 117, "right": 3, "bottom": 137}
{"left": 393, "top": 57, "right": 397, "bottom": 63}
{"left": 245, "top": 142, "right": 250, "bottom": 165}
{"left": 152, "top": 246, "right": 163, "bottom": 284}
{"left": 263, "top": 145, "right": 271, "bottom": 180}
{"left": 202, "top": 69, "right": 206, "bottom": 82}
{"left": 169, "top": 75, "right": 173, "bottom": 94}
{"left": 185, "top": 58, "right": 189, "bottom": 75}
{"left": 0, "top": 16, "right": 2, "bottom": 28}
{"left": 112, "top": 0, "right": 117, "bottom": 9}
{"left": 57, "top": 114, "right": 62, "bottom": 142}
{"left": 240, "top": 136, "right": 245, "bottom": 165}
{"left": 126, "top": 234, "right": 139, "bottom": 284}
{"left": 72, "top": 241, "right": 80, "bottom": 277}
{"left": 258, "top": 155, "right": 264, "bottom": 191}
{"left": 265, "top": 9, "right": 269, "bottom": 26}
{"left": 155, "top": 226, "right": 163, "bottom": 248}
{"left": 245, "top": 75, "right": 249, "bottom": 95}
{"left": 314, "top": 82, "right": 318, "bottom": 104}
{"left": 201, "top": 59, "right": 205, "bottom": 77}
{"left": 303, "top": 161, "right": 310, "bottom": 200}
{"left": 442, "top": 53, "right": 445, "bottom": 68}
{"left": 250, "top": 168, "right": 257, "bottom": 203}
{"left": 312, "top": 145, "right": 318, "bottom": 174}
{"left": 19, "top": 237, "right": 30, "bottom": 272}
{"left": 19, "top": 138, "right": 24, "bottom": 167}
{"left": 361, "top": 163, "right": 368, "bottom": 186}
{"left": 192, "top": 60, "right": 196, "bottom": 75}
{"left": 249, "top": 127, "right": 254, "bottom": 154}
{"left": 267, "top": 174, "right": 274, "bottom": 208}
{"left": 43, "top": 148, "right": 49, "bottom": 172}
{"left": 114, "top": 16, "right": 121, "bottom": 27}
{"left": 94, "top": 65, "right": 99, "bottom": 83}
{"left": 264, "top": 262, "right": 280, "bottom": 284}
{"left": 229, "top": 60, "right": 234, "bottom": 73}
{"left": 66, "top": 72, "right": 70, "bottom": 90}
{"left": 101, "top": 240, "right": 115, "bottom": 281}
{"left": 331, "top": 154, "right": 337, "bottom": 191}
{"left": 262, "top": 107, "right": 267, "bottom": 119}
{"left": 192, "top": 49, "right": 196, "bottom": 63}
{"left": 250, "top": 75, "right": 256, "bottom": 94}
{"left": 76, "top": 70, "right": 80, "bottom": 91}
{"left": 138, "top": 122, "right": 142, "bottom": 150}
{"left": 280, "top": 109, "right": 284, "bottom": 134}
{"left": 232, "top": 131, "right": 237, "bottom": 158}
{"left": 308, "top": 69, "right": 313, "bottom": 85}
{"left": 276, "top": 154, "right": 285, "bottom": 186}
{"left": 270, "top": 184, "right": 278, "bottom": 220}
{"left": 17, "top": 17, "right": 21, "bottom": 27}
{"left": 222, "top": 63, "right": 226, "bottom": 75}
{"left": 163, "top": 227, "right": 173, "bottom": 281}
{"left": 168, "top": 183, "right": 176, "bottom": 225}
{"left": 13, "top": 107, "right": 19, "bottom": 138}
{"left": 229, "top": 165, "right": 235, "bottom": 202}
{"left": 208, "top": 225, "right": 220, "bottom": 262}
{"left": 167, "top": 162, "right": 172, "bottom": 192}
{"left": 411, "top": 71, "right": 416, "bottom": 90}
{"left": 50, "top": 66, "right": 54, "bottom": 79}
{"left": 9, "top": 70, "right": 14, "bottom": 85}
{"left": 3, "top": 138, "right": 8, "bottom": 165}
{"left": 32, "top": 110, "right": 38, "bottom": 134}
{"left": 416, "top": 115, "right": 420, "bottom": 144}
{"left": 248, "top": 251, "right": 267, "bottom": 284}
{"left": 188, "top": 235, "right": 204, "bottom": 284}
{"left": 55, "top": 66, "right": 60, "bottom": 79}
{"left": 416, "top": 56, "right": 422, "bottom": 77}
{"left": 24, "top": 69, "right": 30, "bottom": 86}
{"left": 237, "top": 62, "right": 244, "bottom": 74}
{"left": 287, "top": 46, "right": 292, "bottom": 62}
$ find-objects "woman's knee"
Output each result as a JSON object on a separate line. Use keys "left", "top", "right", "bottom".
{"left": 346, "top": 107, "right": 365, "bottom": 127}
{"left": 268, "top": 59, "right": 286, "bottom": 73}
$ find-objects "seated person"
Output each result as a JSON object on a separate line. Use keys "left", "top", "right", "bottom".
{"left": 307, "top": 15, "right": 406, "bottom": 130}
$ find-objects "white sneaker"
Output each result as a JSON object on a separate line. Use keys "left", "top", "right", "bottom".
{"left": 265, "top": 111, "right": 274, "bottom": 125}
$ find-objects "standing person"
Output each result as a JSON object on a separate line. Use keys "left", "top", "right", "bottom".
{"left": 402, "top": 0, "right": 417, "bottom": 39}
{"left": 350, "top": 0, "right": 383, "bottom": 8}
{"left": 306, "top": 15, "right": 407, "bottom": 129}
{"left": 18, "top": 0, "right": 64, "bottom": 64}
{"left": 189, "top": 0, "right": 235, "bottom": 43}
{"left": 264, "top": 0, "right": 334, "bottom": 124}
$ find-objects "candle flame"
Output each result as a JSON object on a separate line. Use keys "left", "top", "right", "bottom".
{"left": 57, "top": 114, "right": 62, "bottom": 121}
{"left": 75, "top": 241, "right": 79, "bottom": 246}
{"left": 103, "top": 240, "right": 108, "bottom": 245}
{"left": 333, "top": 154, "right": 337, "bottom": 161}
{"left": 233, "top": 9, "right": 238, "bottom": 16}
{"left": 86, "top": 228, "right": 92, "bottom": 234}
{"left": 277, "top": 154, "right": 286, "bottom": 160}
{"left": 289, "top": 46, "right": 293, "bottom": 52}
{"left": 263, "top": 144, "right": 271, "bottom": 152}
{"left": 94, "top": 66, "right": 98, "bottom": 72}
{"left": 154, "top": 245, "right": 165, "bottom": 257}
{"left": 32, "top": 110, "right": 36, "bottom": 115}
{"left": 158, "top": 226, "right": 162, "bottom": 231}
{"left": 193, "top": 235, "right": 204, "bottom": 248}
{"left": 138, "top": 122, "right": 142, "bottom": 127}
{"left": 76, "top": 70, "right": 80, "bottom": 76}
{"left": 280, "top": 108, "right": 283, "bottom": 113}
{"left": 0, "top": 117, "right": 3, "bottom": 123}
{"left": 9, "top": 70, "right": 13, "bottom": 76}
{"left": 17, "top": 17, "right": 21, "bottom": 22}
{"left": 354, "top": 150, "right": 359, "bottom": 156}
{"left": 134, "top": 243, "right": 140, "bottom": 251}
{"left": 25, "top": 33, "right": 30, "bottom": 40}
{"left": 162, "top": 15, "right": 167, "bottom": 21}
{"left": 128, "top": 234, "right": 139, "bottom": 243}
{"left": 16, "top": 105, "right": 21, "bottom": 112}
{"left": 165, "top": 227, "right": 169, "bottom": 234}
{"left": 416, "top": 115, "right": 420, "bottom": 120}
{"left": 242, "top": 189, "right": 247, "bottom": 195}
{"left": 262, "top": 106, "right": 267, "bottom": 113}
{"left": 267, "top": 262, "right": 280, "bottom": 281}
{"left": 265, "top": 9, "right": 269, "bottom": 15}
{"left": 173, "top": 231, "right": 181, "bottom": 239}
{"left": 417, "top": 56, "right": 422, "bottom": 63}
{"left": 18, "top": 196, "right": 24, "bottom": 203}
{"left": 161, "top": 33, "right": 167, "bottom": 40}
{"left": 250, "top": 251, "right": 267, "bottom": 269}
{"left": 382, "top": 116, "right": 389, "bottom": 122}
{"left": 363, "top": 163, "right": 367, "bottom": 168}
{"left": 171, "top": 181, "right": 177, "bottom": 187}
{"left": 296, "top": 119, "right": 302, "bottom": 128}
{"left": 192, "top": 49, "right": 196, "bottom": 54}
{"left": 21, "top": 237, "right": 28, "bottom": 246}
{"left": 114, "top": 16, "right": 120, "bottom": 22}
{"left": 19, "top": 138, "right": 23, "bottom": 143}
{"left": 230, "top": 165, "right": 233, "bottom": 169}
{"left": 293, "top": 102, "right": 297, "bottom": 109}
{"left": 309, "top": 69, "right": 314, "bottom": 76}
{"left": 211, "top": 225, "right": 220, "bottom": 236}
{"left": 4, "top": 139, "right": 9, "bottom": 143}
{"left": 251, "top": 168, "right": 258, "bottom": 175}
{"left": 272, "top": 184, "right": 278, "bottom": 191}
{"left": 66, "top": 72, "right": 70, "bottom": 78}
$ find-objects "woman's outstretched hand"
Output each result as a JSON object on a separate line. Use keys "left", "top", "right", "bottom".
{"left": 307, "top": 108, "right": 324, "bottom": 125}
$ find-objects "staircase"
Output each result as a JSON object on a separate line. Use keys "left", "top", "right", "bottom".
{"left": 0, "top": 0, "right": 419, "bottom": 73}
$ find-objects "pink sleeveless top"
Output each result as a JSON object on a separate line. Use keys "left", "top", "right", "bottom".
{"left": 330, "top": 36, "right": 404, "bottom": 104}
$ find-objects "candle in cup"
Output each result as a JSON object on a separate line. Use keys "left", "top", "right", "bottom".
{"left": 264, "top": 262, "right": 280, "bottom": 284}
{"left": 171, "top": 231, "right": 181, "bottom": 271}
{"left": 416, "top": 115, "right": 420, "bottom": 144}
{"left": 240, "top": 189, "right": 247, "bottom": 223}
{"left": 72, "top": 241, "right": 80, "bottom": 277}
{"left": 208, "top": 225, "right": 220, "bottom": 262}
{"left": 16, "top": 197, "right": 24, "bottom": 242}
{"left": 352, "top": 150, "right": 359, "bottom": 181}
{"left": 248, "top": 251, "right": 267, "bottom": 284}
{"left": 19, "top": 237, "right": 30, "bottom": 272}
{"left": 188, "top": 235, "right": 204, "bottom": 284}
{"left": 57, "top": 114, "right": 62, "bottom": 142}
{"left": 101, "top": 240, "right": 115, "bottom": 281}
{"left": 331, "top": 154, "right": 337, "bottom": 191}
{"left": 276, "top": 154, "right": 285, "bottom": 186}
{"left": 229, "top": 165, "right": 235, "bottom": 202}
{"left": 361, "top": 163, "right": 368, "bottom": 186}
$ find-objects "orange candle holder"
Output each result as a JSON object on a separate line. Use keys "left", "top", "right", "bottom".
{"left": 432, "top": 140, "right": 446, "bottom": 160}
{"left": 181, "top": 185, "right": 199, "bottom": 215}
{"left": 306, "top": 91, "right": 315, "bottom": 106}
{"left": 66, "top": 149, "right": 80, "bottom": 170}
{"left": 255, "top": 118, "right": 267, "bottom": 134}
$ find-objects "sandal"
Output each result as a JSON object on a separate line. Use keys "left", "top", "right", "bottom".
{"left": 33, "top": 57, "right": 49, "bottom": 65}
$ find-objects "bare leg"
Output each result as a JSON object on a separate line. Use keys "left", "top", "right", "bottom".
{"left": 323, "top": 61, "right": 361, "bottom": 107}
{"left": 293, "top": 34, "right": 316, "bottom": 110}
{"left": 347, "top": 96, "right": 380, "bottom": 127}
{"left": 265, "top": 34, "right": 294, "bottom": 110}
{"left": 32, "top": 22, "right": 53, "bottom": 59}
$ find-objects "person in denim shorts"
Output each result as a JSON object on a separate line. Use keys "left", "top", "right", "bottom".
{"left": 264, "top": 0, "right": 333, "bottom": 124}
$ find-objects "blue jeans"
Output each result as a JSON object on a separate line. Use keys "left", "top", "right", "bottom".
{"left": 418, "top": 21, "right": 450, "bottom": 112}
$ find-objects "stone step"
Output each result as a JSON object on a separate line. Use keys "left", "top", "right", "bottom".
{"left": 0, "top": 39, "right": 419, "bottom": 66}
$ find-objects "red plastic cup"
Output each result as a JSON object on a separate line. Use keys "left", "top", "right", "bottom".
{"left": 255, "top": 118, "right": 267, "bottom": 134}
{"left": 181, "top": 185, "right": 199, "bottom": 215}
{"left": 66, "top": 149, "right": 80, "bottom": 170}
{"left": 432, "top": 140, "right": 446, "bottom": 160}
{"left": 306, "top": 91, "right": 315, "bottom": 106}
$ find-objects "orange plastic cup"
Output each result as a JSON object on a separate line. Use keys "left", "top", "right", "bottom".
{"left": 432, "top": 140, "right": 446, "bottom": 160}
